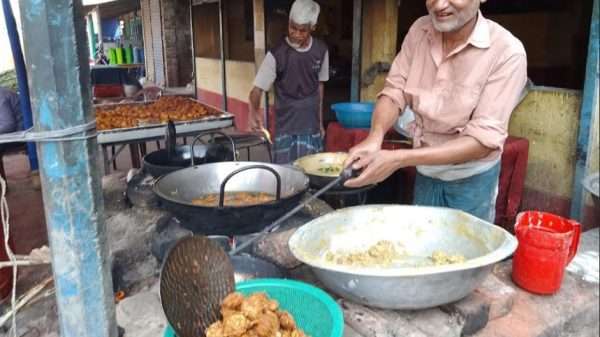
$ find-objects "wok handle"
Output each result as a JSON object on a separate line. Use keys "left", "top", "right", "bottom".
{"left": 165, "top": 120, "right": 176, "bottom": 161}
{"left": 218, "top": 165, "right": 282, "bottom": 208}
{"left": 189, "top": 131, "right": 238, "bottom": 166}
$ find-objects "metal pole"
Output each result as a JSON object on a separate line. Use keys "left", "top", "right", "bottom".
{"left": 189, "top": 0, "right": 198, "bottom": 99}
{"left": 570, "top": 0, "right": 599, "bottom": 221}
{"left": 1, "top": 0, "right": 39, "bottom": 172}
{"left": 218, "top": 0, "right": 228, "bottom": 111}
{"left": 20, "top": 1, "right": 117, "bottom": 336}
{"left": 94, "top": 6, "right": 103, "bottom": 50}
{"left": 350, "top": 0, "right": 363, "bottom": 102}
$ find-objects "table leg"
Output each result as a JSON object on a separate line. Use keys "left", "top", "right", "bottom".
{"left": 129, "top": 143, "right": 141, "bottom": 168}
{"left": 139, "top": 142, "right": 147, "bottom": 157}
{"left": 111, "top": 146, "right": 117, "bottom": 170}
{"left": 102, "top": 145, "right": 110, "bottom": 174}
{"left": 266, "top": 144, "right": 273, "bottom": 163}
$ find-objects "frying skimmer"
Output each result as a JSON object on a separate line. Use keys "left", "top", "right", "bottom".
{"left": 160, "top": 167, "right": 357, "bottom": 337}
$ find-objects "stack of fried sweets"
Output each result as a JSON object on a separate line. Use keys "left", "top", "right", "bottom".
{"left": 96, "top": 96, "right": 217, "bottom": 131}
{"left": 206, "top": 292, "right": 308, "bottom": 337}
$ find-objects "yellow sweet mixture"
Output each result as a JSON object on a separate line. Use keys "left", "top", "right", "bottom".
{"left": 324, "top": 241, "right": 466, "bottom": 268}
{"left": 205, "top": 292, "right": 308, "bottom": 337}
{"left": 429, "top": 251, "right": 466, "bottom": 265}
{"left": 324, "top": 240, "right": 406, "bottom": 267}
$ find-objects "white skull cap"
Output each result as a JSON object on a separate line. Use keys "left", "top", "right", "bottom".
{"left": 289, "top": 0, "right": 320, "bottom": 27}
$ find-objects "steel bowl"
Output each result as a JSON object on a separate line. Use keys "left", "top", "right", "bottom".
{"left": 289, "top": 205, "right": 517, "bottom": 309}
{"left": 293, "top": 152, "right": 348, "bottom": 189}
{"left": 293, "top": 152, "right": 371, "bottom": 193}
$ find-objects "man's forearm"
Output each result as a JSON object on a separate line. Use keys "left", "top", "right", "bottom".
{"left": 397, "top": 136, "right": 494, "bottom": 167}
{"left": 249, "top": 87, "right": 263, "bottom": 116}
{"left": 370, "top": 95, "right": 401, "bottom": 142}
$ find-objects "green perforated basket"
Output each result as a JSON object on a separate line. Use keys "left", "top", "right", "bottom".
{"left": 163, "top": 278, "right": 344, "bottom": 337}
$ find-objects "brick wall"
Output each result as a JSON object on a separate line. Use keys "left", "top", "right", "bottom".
{"left": 161, "top": 0, "right": 193, "bottom": 87}
{"left": 175, "top": 1, "right": 193, "bottom": 86}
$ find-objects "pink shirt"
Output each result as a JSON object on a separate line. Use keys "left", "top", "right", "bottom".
{"left": 380, "top": 12, "right": 527, "bottom": 163}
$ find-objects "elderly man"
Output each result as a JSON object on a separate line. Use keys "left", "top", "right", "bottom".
{"left": 249, "top": 0, "right": 329, "bottom": 164}
{"left": 345, "top": 0, "right": 527, "bottom": 222}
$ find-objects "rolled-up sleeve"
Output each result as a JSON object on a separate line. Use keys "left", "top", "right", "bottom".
{"left": 461, "top": 52, "right": 527, "bottom": 150}
{"left": 377, "top": 26, "right": 418, "bottom": 110}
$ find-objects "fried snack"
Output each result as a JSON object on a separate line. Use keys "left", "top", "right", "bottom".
{"left": 223, "top": 313, "right": 250, "bottom": 337}
{"left": 241, "top": 330, "right": 259, "bottom": 337}
{"left": 206, "top": 322, "right": 225, "bottom": 337}
{"left": 205, "top": 292, "right": 308, "bottom": 337}
{"left": 240, "top": 293, "right": 269, "bottom": 320}
{"left": 267, "top": 299, "right": 279, "bottom": 312}
{"left": 278, "top": 312, "right": 296, "bottom": 330}
{"left": 96, "top": 96, "right": 219, "bottom": 131}
{"left": 254, "top": 310, "right": 280, "bottom": 337}
{"left": 223, "top": 292, "right": 244, "bottom": 310}
{"left": 221, "top": 308, "right": 239, "bottom": 320}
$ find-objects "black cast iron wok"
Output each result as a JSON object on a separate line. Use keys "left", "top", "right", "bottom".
{"left": 152, "top": 161, "right": 309, "bottom": 235}
{"left": 142, "top": 121, "right": 236, "bottom": 178}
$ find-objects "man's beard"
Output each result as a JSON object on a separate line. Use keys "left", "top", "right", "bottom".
{"left": 430, "top": 6, "right": 478, "bottom": 33}
{"left": 287, "top": 37, "right": 305, "bottom": 49}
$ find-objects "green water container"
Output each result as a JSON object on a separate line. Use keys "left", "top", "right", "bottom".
{"left": 108, "top": 48, "right": 117, "bottom": 65}
{"left": 125, "top": 46, "right": 134, "bottom": 64}
{"left": 115, "top": 47, "right": 124, "bottom": 64}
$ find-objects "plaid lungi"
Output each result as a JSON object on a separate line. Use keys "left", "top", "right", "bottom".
{"left": 273, "top": 133, "right": 323, "bottom": 164}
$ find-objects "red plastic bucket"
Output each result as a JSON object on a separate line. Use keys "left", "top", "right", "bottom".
{"left": 512, "top": 211, "right": 581, "bottom": 294}
{"left": 0, "top": 226, "right": 14, "bottom": 300}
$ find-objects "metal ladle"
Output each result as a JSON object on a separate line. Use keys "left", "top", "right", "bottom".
{"left": 159, "top": 167, "right": 358, "bottom": 337}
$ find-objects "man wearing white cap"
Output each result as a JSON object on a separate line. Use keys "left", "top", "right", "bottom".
{"left": 249, "top": 0, "right": 329, "bottom": 164}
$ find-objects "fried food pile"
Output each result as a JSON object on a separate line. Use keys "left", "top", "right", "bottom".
{"left": 96, "top": 96, "right": 217, "bottom": 130}
{"left": 324, "top": 240, "right": 406, "bottom": 267}
{"left": 205, "top": 292, "right": 308, "bottom": 337}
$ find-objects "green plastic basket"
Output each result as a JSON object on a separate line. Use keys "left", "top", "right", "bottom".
{"left": 163, "top": 278, "right": 344, "bottom": 337}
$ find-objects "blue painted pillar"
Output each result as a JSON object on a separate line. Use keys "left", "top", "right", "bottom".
{"left": 19, "top": 1, "right": 117, "bottom": 336}
{"left": 1, "top": 0, "right": 39, "bottom": 171}
{"left": 570, "top": 0, "right": 599, "bottom": 221}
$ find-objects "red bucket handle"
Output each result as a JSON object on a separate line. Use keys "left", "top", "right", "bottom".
{"left": 567, "top": 219, "right": 581, "bottom": 263}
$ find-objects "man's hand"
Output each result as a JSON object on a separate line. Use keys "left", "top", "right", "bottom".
{"left": 249, "top": 112, "right": 264, "bottom": 131}
{"left": 344, "top": 149, "right": 405, "bottom": 188}
{"left": 344, "top": 134, "right": 384, "bottom": 168}
{"left": 320, "top": 124, "right": 326, "bottom": 138}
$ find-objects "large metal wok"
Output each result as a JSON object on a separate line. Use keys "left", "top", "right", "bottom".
{"left": 289, "top": 205, "right": 517, "bottom": 309}
{"left": 153, "top": 162, "right": 309, "bottom": 235}
{"left": 143, "top": 121, "right": 236, "bottom": 178}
